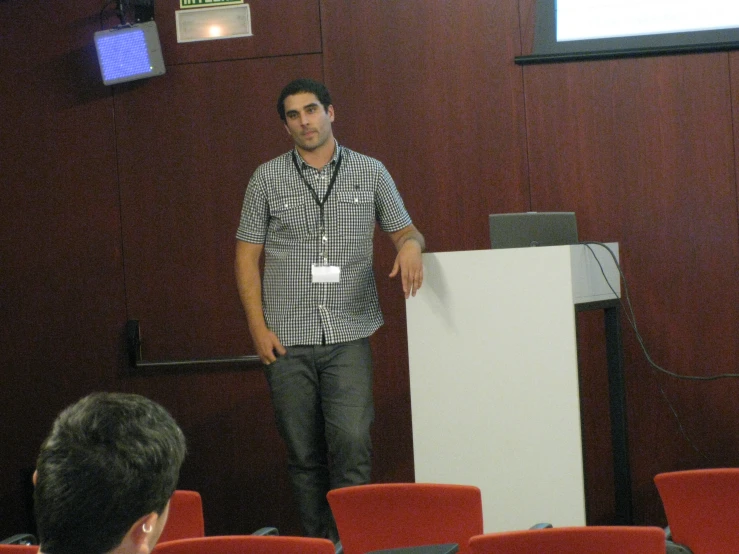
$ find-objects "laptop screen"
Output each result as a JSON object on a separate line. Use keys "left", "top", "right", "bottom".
{"left": 489, "top": 212, "right": 578, "bottom": 249}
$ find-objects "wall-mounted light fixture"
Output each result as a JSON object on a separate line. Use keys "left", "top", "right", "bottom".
{"left": 93, "top": 0, "right": 165, "bottom": 86}
{"left": 94, "top": 21, "right": 166, "bottom": 85}
{"left": 175, "top": 4, "right": 252, "bottom": 43}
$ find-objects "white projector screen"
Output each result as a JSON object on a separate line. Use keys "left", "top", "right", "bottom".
{"left": 516, "top": 0, "right": 739, "bottom": 64}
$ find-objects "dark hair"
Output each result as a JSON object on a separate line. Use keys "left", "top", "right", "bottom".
{"left": 34, "top": 392, "right": 187, "bottom": 554}
{"left": 277, "top": 78, "right": 332, "bottom": 122}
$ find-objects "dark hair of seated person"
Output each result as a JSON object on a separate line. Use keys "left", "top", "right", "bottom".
{"left": 33, "top": 392, "right": 187, "bottom": 554}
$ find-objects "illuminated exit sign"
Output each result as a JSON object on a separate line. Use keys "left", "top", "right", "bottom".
{"left": 180, "top": 0, "right": 243, "bottom": 8}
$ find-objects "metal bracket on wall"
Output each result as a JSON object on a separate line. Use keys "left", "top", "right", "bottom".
{"left": 126, "top": 319, "right": 261, "bottom": 369}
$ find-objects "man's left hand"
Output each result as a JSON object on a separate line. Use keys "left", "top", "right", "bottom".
{"left": 389, "top": 239, "right": 424, "bottom": 299}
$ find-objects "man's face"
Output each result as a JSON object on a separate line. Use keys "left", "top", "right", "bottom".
{"left": 282, "top": 92, "right": 335, "bottom": 153}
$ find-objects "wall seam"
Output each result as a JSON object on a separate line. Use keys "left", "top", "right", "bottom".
{"left": 517, "top": 0, "right": 534, "bottom": 210}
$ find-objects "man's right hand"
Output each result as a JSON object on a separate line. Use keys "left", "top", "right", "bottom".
{"left": 251, "top": 326, "right": 287, "bottom": 365}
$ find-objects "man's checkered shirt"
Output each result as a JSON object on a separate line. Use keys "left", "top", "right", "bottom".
{"left": 236, "top": 143, "right": 412, "bottom": 346}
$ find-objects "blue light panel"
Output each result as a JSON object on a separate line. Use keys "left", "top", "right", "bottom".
{"left": 96, "top": 29, "right": 152, "bottom": 83}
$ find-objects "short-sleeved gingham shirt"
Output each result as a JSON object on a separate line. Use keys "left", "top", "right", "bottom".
{"left": 236, "top": 142, "right": 412, "bottom": 346}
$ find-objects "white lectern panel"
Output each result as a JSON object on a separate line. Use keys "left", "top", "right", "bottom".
{"left": 406, "top": 246, "right": 586, "bottom": 532}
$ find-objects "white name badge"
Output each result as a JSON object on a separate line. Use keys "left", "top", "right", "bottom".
{"left": 312, "top": 264, "right": 341, "bottom": 283}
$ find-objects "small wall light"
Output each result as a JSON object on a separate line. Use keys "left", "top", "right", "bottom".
{"left": 175, "top": 4, "right": 252, "bottom": 43}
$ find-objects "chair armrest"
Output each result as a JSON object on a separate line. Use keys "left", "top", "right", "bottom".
{"left": 663, "top": 525, "right": 693, "bottom": 553}
{"left": 365, "top": 545, "right": 458, "bottom": 554}
{"left": 251, "top": 527, "right": 279, "bottom": 536}
{"left": 665, "top": 540, "right": 693, "bottom": 554}
{"left": 0, "top": 534, "right": 38, "bottom": 545}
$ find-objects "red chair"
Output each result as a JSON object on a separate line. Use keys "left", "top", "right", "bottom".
{"left": 151, "top": 535, "right": 336, "bottom": 554}
{"left": 468, "top": 526, "right": 666, "bottom": 553}
{"left": 158, "top": 490, "right": 205, "bottom": 544}
{"left": 0, "top": 534, "right": 38, "bottom": 553}
{"left": 655, "top": 468, "right": 739, "bottom": 553}
{"left": 327, "top": 483, "right": 483, "bottom": 554}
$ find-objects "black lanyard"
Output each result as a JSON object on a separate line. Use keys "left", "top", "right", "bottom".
{"left": 292, "top": 148, "right": 343, "bottom": 263}
{"left": 292, "top": 148, "right": 343, "bottom": 231}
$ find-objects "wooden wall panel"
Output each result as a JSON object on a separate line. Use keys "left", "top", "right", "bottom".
{"left": 518, "top": 0, "right": 536, "bottom": 56}
{"left": 322, "top": 0, "right": 530, "bottom": 253}
{"left": 523, "top": 53, "right": 739, "bottom": 523}
{"left": 732, "top": 51, "right": 739, "bottom": 221}
{"left": 0, "top": 0, "right": 127, "bottom": 537}
{"left": 115, "top": 55, "right": 323, "bottom": 362}
{"left": 321, "top": 0, "right": 530, "bottom": 486}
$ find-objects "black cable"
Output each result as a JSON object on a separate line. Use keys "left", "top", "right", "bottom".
{"left": 115, "top": 0, "right": 129, "bottom": 26}
{"left": 580, "top": 241, "right": 739, "bottom": 380}
{"left": 580, "top": 241, "right": 711, "bottom": 461}
{"left": 116, "top": 0, "right": 122, "bottom": 25}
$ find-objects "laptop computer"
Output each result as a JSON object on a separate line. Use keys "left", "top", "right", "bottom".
{"left": 489, "top": 212, "right": 578, "bottom": 249}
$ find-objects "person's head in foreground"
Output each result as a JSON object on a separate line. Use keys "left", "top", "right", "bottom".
{"left": 34, "top": 392, "right": 187, "bottom": 554}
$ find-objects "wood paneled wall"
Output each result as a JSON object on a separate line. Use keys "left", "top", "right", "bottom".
{"left": 2, "top": 0, "right": 739, "bottom": 539}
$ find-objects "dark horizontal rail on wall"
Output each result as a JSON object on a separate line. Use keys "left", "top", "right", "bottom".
{"left": 126, "top": 320, "right": 261, "bottom": 370}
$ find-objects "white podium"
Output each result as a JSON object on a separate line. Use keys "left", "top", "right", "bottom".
{"left": 406, "top": 244, "right": 620, "bottom": 532}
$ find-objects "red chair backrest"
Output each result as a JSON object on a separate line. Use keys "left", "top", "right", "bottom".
{"left": 0, "top": 547, "right": 39, "bottom": 554}
{"left": 469, "top": 526, "right": 666, "bottom": 553}
{"left": 151, "top": 535, "right": 335, "bottom": 554}
{"left": 655, "top": 468, "right": 739, "bottom": 553}
{"left": 327, "top": 483, "right": 483, "bottom": 554}
{"left": 158, "top": 490, "right": 205, "bottom": 544}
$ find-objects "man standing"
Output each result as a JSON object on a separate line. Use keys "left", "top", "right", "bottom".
{"left": 235, "top": 78, "right": 424, "bottom": 541}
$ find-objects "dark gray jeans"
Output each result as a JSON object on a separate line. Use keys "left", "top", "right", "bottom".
{"left": 264, "top": 337, "right": 374, "bottom": 541}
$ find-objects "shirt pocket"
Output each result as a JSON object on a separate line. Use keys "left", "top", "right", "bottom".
{"left": 336, "top": 190, "right": 375, "bottom": 237}
{"left": 270, "top": 195, "right": 309, "bottom": 240}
